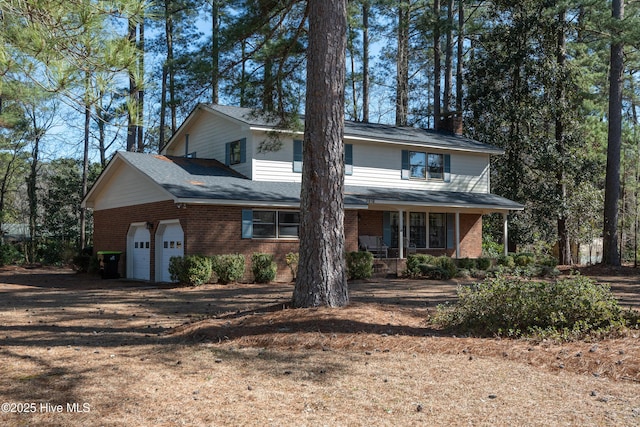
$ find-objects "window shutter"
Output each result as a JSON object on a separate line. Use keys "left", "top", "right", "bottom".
{"left": 383, "top": 212, "right": 391, "bottom": 246}
{"left": 444, "top": 154, "right": 451, "bottom": 182}
{"left": 401, "top": 150, "right": 409, "bottom": 180}
{"left": 240, "top": 138, "right": 247, "bottom": 163}
{"left": 293, "top": 139, "right": 303, "bottom": 173}
{"left": 225, "top": 142, "right": 231, "bottom": 166}
{"left": 345, "top": 144, "right": 353, "bottom": 175}
{"left": 446, "top": 213, "right": 454, "bottom": 248}
{"left": 241, "top": 209, "right": 253, "bottom": 239}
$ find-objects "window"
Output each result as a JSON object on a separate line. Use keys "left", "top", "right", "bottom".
{"left": 295, "top": 140, "right": 353, "bottom": 175}
{"left": 278, "top": 211, "right": 300, "bottom": 237}
{"left": 229, "top": 140, "right": 242, "bottom": 165}
{"left": 409, "top": 151, "right": 426, "bottom": 179}
{"left": 225, "top": 138, "right": 246, "bottom": 165}
{"left": 402, "top": 150, "right": 451, "bottom": 182}
{"left": 427, "top": 153, "right": 443, "bottom": 180}
{"left": 252, "top": 211, "right": 277, "bottom": 238}
{"left": 409, "top": 212, "right": 426, "bottom": 248}
{"left": 242, "top": 210, "right": 300, "bottom": 239}
{"left": 429, "top": 213, "right": 446, "bottom": 248}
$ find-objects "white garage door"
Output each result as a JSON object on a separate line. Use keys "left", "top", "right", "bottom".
{"left": 160, "top": 223, "right": 184, "bottom": 282}
{"left": 131, "top": 226, "right": 150, "bottom": 280}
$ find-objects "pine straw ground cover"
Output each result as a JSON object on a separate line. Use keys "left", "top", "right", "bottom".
{"left": 0, "top": 266, "right": 639, "bottom": 426}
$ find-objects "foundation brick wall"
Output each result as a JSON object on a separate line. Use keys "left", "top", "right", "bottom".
{"left": 93, "top": 202, "right": 360, "bottom": 283}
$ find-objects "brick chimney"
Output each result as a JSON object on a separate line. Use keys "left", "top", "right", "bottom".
{"left": 437, "top": 111, "right": 463, "bottom": 135}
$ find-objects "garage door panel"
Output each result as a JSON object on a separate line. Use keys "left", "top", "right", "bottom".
{"left": 159, "top": 223, "right": 184, "bottom": 282}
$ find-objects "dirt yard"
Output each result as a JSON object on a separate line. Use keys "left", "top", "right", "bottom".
{"left": 1, "top": 265, "right": 639, "bottom": 426}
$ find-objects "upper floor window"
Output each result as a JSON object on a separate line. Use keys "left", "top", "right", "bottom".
{"left": 294, "top": 140, "right": 353, "bottom": 175}
{"left": 402, "top": 150, "right": 450, "bottom": 182}
{"left": 225, "top": 138, "right": 246, "bottom": 166}
{"left": 427, "top": 153, "right": 443, "bottom": 180}
{"left": 409, "top": 151, "right": 426, "bottom": 179}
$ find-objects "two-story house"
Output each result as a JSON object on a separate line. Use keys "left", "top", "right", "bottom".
{"left": 82, "top": 104, "right": 523, "bottom": 282}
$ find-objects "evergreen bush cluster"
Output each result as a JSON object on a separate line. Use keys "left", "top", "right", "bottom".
{"left": 169, "top": 255, "right": 213, "bottom": 286}
{"left": 434, "top": 274, "right": 628, "bottom": 340}
{"left": 211, "top": 254, "right": 246, "bottom": 284}
{"left": 251, "top": 253, "right": 277, "bottom": 283}
{"left": 346, "top": 251, "right": 373, "bottom": 280}
{"left": 0, "top": 243, "right": 23, "bottom": 266}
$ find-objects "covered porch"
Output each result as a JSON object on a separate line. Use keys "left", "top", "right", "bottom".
{"left": 349, "top": 187, "right": 524, "bottom": 263}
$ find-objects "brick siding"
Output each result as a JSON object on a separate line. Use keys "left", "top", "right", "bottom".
{"left": 93, "top": 202, "right": 359, "bottom": 283}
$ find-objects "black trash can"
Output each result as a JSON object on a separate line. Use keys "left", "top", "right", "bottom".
{"left": 98, "top": 251, "right": 122, "bottom": 279}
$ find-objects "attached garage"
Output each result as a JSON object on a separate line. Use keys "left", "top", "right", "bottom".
{"left": 127, "top": 223, "right": 151, "bottom": 280}
{"left": 155, "top": 220, "right": 184, "bottom": 282}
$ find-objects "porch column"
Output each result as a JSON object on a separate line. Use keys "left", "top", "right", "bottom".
{"left": 398, "top": 209, "right": 404, "bottom": 259}
{"left": 503, "top": 212, "right": 509, "bottom": 256}
{"left": 455, "top": 211, "right": 460, "bottom": 258}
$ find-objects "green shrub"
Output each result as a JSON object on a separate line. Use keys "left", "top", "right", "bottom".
{"left": 169, "top": 255, "right": 212, "bottom": 286}
{"left": 211, "top": 254, "right": 245, "bottom": 284}
{"left": 496, "top": 254, "right": 515, "bottom": 269}
{"left": 476, "top": 257, "right": 492, "bottom": 271}
{"left": 0, "top": 243, "right": 22, "bottom": 266}
{"left": 346, "top": 251, "right": 373, "bottom": 280}
{"left": 285, "top": 252, "right": 299, "bottom": 280}
{"left": 434, "top": 274, "right": 626, "bottom": 340}
{"left": 405, "top": 254, "right": 435, "bottom": 278}
{"left": 538, "top": 255, "right": 558, "bottom": 267}
{"left": 251, "top": 253, "right": 277, "bottom": 283}
{"left": 419, "top": 264, "right": 450, "bottom": 280}
{"left": 514, "top": 252, "right": 535, "bottom": 267}
{"left": 456, "top": 258, "right": 476, "bottom": 270}
{"left": 434, "top": 256, "right": 457, "bottom": 279}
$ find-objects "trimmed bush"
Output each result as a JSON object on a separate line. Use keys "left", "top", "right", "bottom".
{"left": 252, "top": 253, "right": 277, "bottom": 283}
{"left": 476, "top": 257, "right": 492, "bottom": 271}
{"left": 419, "top": 264, "right": 450, "bottom": 280}
{"left": 514, "top": 252, "right": 535, "bottom": 267}
{"left": 496, "top": 254, "right": 515, "bottom": 269}
{"left": 346, "top": 251, "right": 373, "bottom": 280}
{"left": 405, "top": 254, "right": 436, "bottom": 278}
{"left": 434, "top": 256, "right": 457, "bottom": 279}
{"left": 169, "top": 255, "right": 212, "bottom": 286}
{"left": 211, "top": 254, "right": 245, "bottom": 284}
{"left": 285, "top": 252, "right": 299, "bottom": 280}
{"left": 434, "top": 274, "right": 626, "bottom": 340}
{"left": 456, "top": 258, "right": 476, "bottom": 270}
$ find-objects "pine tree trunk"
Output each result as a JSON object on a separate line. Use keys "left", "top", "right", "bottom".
{"left": 137, "top": 17, "right": 145, "bottom": 152}
{"left": 455, "top": 0, "right": 463, "bottom": 112}
{"left": 362, "top": 0, "right": 370, "bottom": 123}
{"left": 433, "top": 0, "right": 441, "bottom": 129}
{"left": 127, "top": 18, "right": 137, "bottom": 152}
{"left": 603, "top": 0, "right": 624, "bottom": 266}
{"left": 556, "top": 9, "right": 571, "bottom": 265}
{"left": 212, "top": 0, "right": 219, "bottom": 104}
{"left": 293, "top": 0, "right": 348, "bottom": 308}
{"left": 443, "top": 0, "right": 454, "bottom": 114}
{"left": 396, "top": 0, "right": 409, "bottom": 126}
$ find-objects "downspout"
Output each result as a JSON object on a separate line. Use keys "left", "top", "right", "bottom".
{"left": 185, "top": 134, "right": 189, "bottom": 157}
